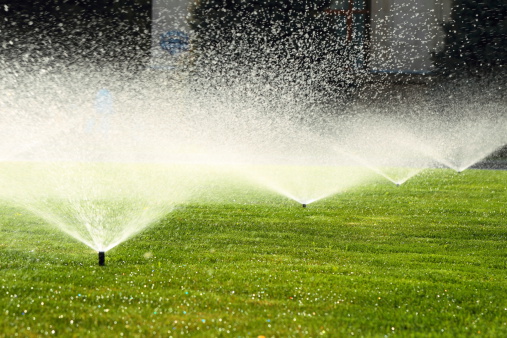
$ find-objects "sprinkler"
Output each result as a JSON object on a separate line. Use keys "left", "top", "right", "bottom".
{"left": 396, "top": 183, "right": 400, "bottom": 187}
{"left": 98, "top": 251, "right": 105, "bottom": 266}
{"left": 302, "top": 203, "right": 307, "bottom": 208}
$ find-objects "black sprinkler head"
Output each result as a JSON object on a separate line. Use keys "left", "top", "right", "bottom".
{"left": 98, "top": 251, "right": 105, "bottom": 266}
{"left": 302, "top": 204, "right": 307, "bottom": 208}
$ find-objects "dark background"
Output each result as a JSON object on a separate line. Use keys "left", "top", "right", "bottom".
{"left": 1, "top": 0, "right": 506, "bottom": 78}
{"left": 0, "top": 0, "right": 152, "bottom": 66}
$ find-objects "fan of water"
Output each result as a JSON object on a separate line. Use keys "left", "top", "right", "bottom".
{"left": 329, "top": 112, "right": 440, "bottom": 185}
{"left": 0, "top": 69, "right": 202, "bottom": 254}
{"left": 418, "top": 107, "right": 507, "bottom": 172}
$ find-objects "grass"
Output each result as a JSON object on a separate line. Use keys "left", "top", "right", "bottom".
{"left": 1, "top": 168, "right": 507, "bottom": 337}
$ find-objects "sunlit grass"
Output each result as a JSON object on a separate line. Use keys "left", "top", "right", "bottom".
{"left": 1, "top": 168, "right": 507, "bottom": 337}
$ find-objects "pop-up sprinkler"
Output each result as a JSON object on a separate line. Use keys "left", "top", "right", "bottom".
{"left": 302, "top": 204, "right": 307, "bottom": 208}
{"left": 98, "top": 251, "right": 105, "bottom": 266}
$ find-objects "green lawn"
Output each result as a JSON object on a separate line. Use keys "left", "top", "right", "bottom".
{"left": 1, "top": 169, "right": 507, "bottom": 337}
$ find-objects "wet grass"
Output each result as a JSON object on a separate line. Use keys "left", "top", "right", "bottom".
{"left": 1, "top": 168, "right": 507, "bottom": 337}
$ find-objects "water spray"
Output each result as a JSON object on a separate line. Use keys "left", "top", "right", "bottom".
{"left": 98, "top": 251, "right": 105, "bottom": 266}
